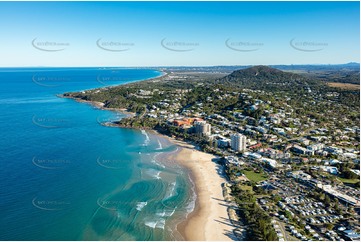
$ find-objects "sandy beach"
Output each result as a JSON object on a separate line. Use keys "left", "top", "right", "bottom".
{"left": 166, "top": 138, "right": 238, "bottom": 241}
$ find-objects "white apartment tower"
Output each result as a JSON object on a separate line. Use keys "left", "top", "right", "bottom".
{"left": 231, "top": 133, "right": 247, "bottom": 152}
{"left": 194, "top": 121, "right": 211, "bottom": 136}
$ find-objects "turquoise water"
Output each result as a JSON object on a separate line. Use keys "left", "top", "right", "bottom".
{"left": 0, "top": 68, "right": 194, "bottom": 240}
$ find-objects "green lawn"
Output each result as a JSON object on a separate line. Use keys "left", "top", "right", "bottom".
{"left": 239, "top": 185, "right": 253, "bottom": 191}
{"left": 243, "top": 170, "right": 268, "bottom": 183}
{"left": 338, "top": 177, "right": 360, "bottom": 184}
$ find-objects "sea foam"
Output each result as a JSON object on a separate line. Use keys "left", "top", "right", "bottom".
{"left": 136, "top": 202, "right": 148, "bottom": 211}
{"left": 141, "top": 130, "right": 150, "bottom": 146}
{"left": 144, "top": 218, "right": 166, "bottom": 229}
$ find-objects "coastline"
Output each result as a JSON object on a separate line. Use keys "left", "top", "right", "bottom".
{"left": 61, "top": 96, "right": 137, "bottom": 119}
{"left": 60, "top": 70, "right": 239, "bottom": 240}
{"left": 158, "top": 134, "right": 238, "bottom": 241}
{"left": 61, "top": 93, "right": 241, "bottom": 240}
{"left": 95, "top": 69, "right": 168, "bottom": 91}
{"left": 59, "top": 70, "right": 168, "bottom": 120}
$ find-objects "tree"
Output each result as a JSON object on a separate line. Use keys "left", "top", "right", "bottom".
{"left": 326, "top": 223, "right": 334, "bottom": 230}
{"left": 342, "top": 170, "right": 359, "bottom": 179}
{"left": 324, "top": 195, "right": 331, "bottom": 206}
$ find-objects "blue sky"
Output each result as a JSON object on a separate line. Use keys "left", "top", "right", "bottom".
{"left": 0, "top": 1, "right": 359, "bottom": 67}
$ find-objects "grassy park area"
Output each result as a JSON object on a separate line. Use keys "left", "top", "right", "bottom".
{"left": 243, "top": 170, "right": 268, "bottom": 183}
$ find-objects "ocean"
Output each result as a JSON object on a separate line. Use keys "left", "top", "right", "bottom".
{"left": 0, "top": 68, "right": 194, "bottom": 240}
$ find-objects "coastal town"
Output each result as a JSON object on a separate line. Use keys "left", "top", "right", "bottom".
{"left": 64, "top": 65, "right": 360, "bottom": 241}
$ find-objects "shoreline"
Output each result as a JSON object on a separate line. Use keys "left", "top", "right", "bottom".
{"left": 61, "top": 96, "right": 137, "bottom": 119}
{"left": 91, "top": 69, "right": 168, "bottom": 92}
{"left": 156, "top": 133, "right": 239, "bottom": 241}
{"left": 59, "top": 70, "right": 168, "bottom": 120}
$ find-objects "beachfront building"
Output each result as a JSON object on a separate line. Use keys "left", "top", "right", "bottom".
{"left": 173, "top": 117, "right": 203, "bottom": 127}
{"left": 230, "top": 133, "right": 247, "bottom": 152}
{"left": 194, "top": 121, "right": 211, "bottom": 136}
{"left": 224, "top": 156, "right": 244, "bottom": 166}
{"left": 261, "top": 157, "right": 278, "bottom": 169}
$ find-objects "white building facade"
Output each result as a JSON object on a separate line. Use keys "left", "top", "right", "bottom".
{"left": 231, "top": 133, "right": 247, "bottom": 152}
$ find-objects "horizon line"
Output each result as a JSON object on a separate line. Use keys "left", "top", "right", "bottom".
{"left": 0, "top": 62, "right": 359, "bottom": 68}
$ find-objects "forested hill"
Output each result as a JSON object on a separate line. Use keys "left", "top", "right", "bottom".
{"left": 213, "top": 65, "right": 320, "bottom": 92}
